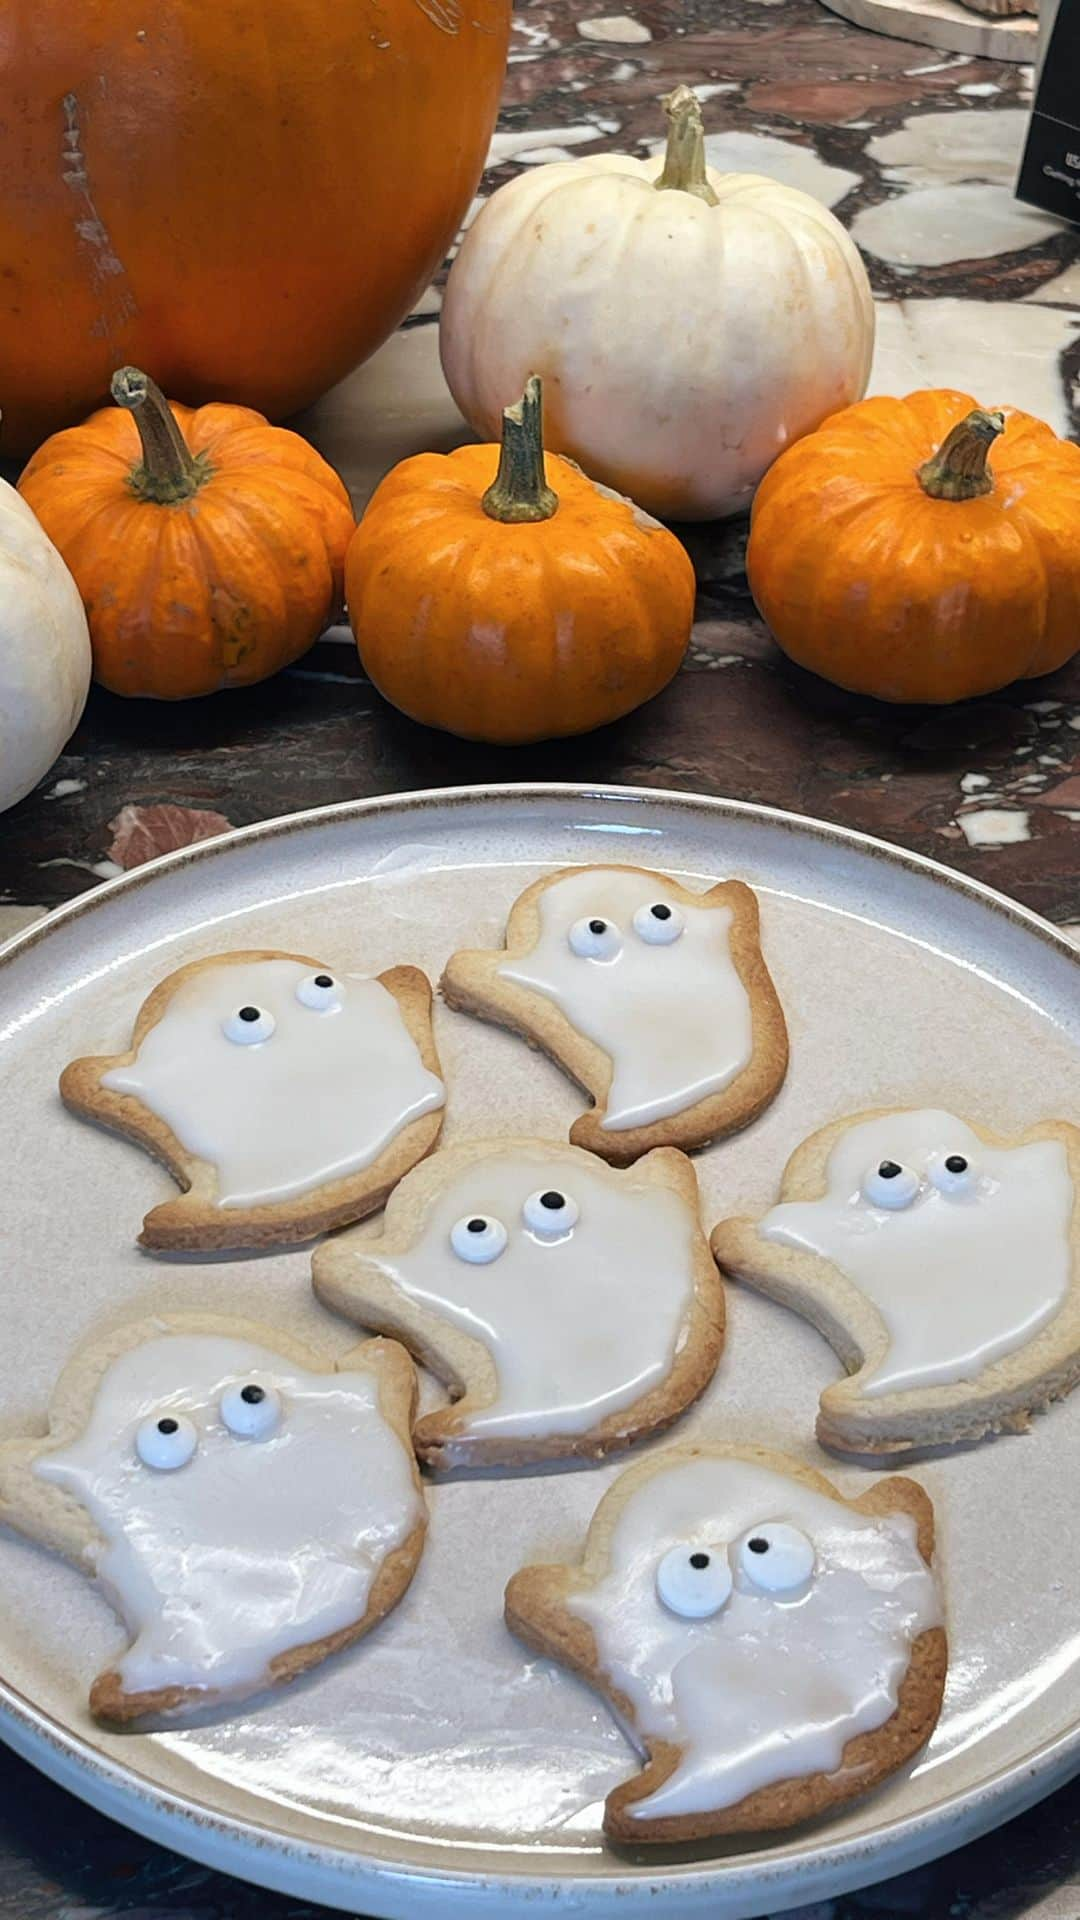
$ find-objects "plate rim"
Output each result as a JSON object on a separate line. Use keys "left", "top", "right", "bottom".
{"left": 1, "top": 778, "right": 1078, "bottom": 1914}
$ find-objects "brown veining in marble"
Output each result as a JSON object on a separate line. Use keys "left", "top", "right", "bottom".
{"left": 747, "top": 78, "right": 921, "bottom": 115}
{"left": 106, "top": 802, "right": 234, "bottom": 870}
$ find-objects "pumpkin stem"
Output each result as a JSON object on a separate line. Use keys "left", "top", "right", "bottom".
{"left": 917, "top": 408, "right": 1005, "bottom": 501}
{"left": 110, "top": 366, "right": 212, "bottom": 505}
{"left": 655, "top": 86, "right": 718, "bottom": 207}
{"left": 481, "top": 375, "right": 559, "bottom": 524}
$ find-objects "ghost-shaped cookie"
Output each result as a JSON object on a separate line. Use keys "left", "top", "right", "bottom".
{"left": 313, "top": 1138, "right": 723, "bottom": 1468}
{"left": 712, "top": 1108, "right": 1080, "bottom": 1455}
{"left": 0, "top": 1316, "right": 425, "bottom": 1724}
{"left": 61, "top": 949, "right": 446, "bottom": 1250}
{"left": 506, "top": 1444, "right": 945, "bottom": 1842}
{"left": 441, "top": 865, "right": 788, "bottom": 1164}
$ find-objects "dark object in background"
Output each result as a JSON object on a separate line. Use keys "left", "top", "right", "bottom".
{"left": 1017, "top": 0, "right": 1080, "bottom": 225}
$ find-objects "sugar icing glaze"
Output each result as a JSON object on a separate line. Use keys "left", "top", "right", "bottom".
{"left": 36, "top": 1334, "right": 423, "bottom": 1698}
{"left": 760, "top": 1110, "right": 1073, "bottom": 1396}
{"left": 498, "top": 869, "right": 753, "bottom": 1132}
{"left": 569, "top": 1456, "right": 940, "bottom": 1820}
{"left": 368, "top": 1148, "right": 698, "bottom": 1440}
{"left": 102, "top": 959, "right": 445, "bottom": 1209}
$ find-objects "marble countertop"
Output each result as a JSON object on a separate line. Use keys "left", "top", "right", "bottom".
{"left": 1, "top": 0, "right": 1079, "bottom": 1913}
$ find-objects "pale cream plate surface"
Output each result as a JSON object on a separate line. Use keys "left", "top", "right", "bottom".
{"left": 0, "top": 783, "right": 1077, "bottom": 1918}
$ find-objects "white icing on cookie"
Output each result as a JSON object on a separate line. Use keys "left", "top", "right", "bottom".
{"left": 102, "top": 959, "right": 445, "bottom": 1209}
{"left": 36, "top": 1334, "right": 422, "bottom": 1699}
{"left": 760, "top": 1110, "right": 1073, "bottom": 1396}
{"left": 498, "top": 869, "right": 752, "bottom": 1132}
{"left": 569, "top": 1456, "right": 939, "bottom": 1820}
{"left": 365, "top": 1148, "right": 698, "bottom": 1441}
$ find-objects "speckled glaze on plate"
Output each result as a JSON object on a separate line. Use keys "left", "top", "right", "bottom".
{"left": 0, "top": 783, "right": 1077, "bottom": 1920}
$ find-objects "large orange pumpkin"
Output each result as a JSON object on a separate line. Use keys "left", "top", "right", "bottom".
{"left": 747, "top": 388, "right": 1080, "bottom": 705}
{"left": 0, "top": 0, "right": 509, "bottom": 458}
{"left": 346, "top": 376, "right": 696, "bottom": 743}
{"left": 19, "top": 368, "right": 356, "bottom": 699}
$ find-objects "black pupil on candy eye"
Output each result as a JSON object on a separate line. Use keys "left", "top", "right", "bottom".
{"left": 540, "top": 1191, "right": 564, "bottom": 1210}
{"left": 748, "top": 1537, "right": 769, "bottom": 1554}
{"left": 314, "top": 975, "right": 333, "bottom": 989}
{"left": 157, "top": 1418, "right": 178, "bottom": 1435}
{"left": 238, "top": 1006, "right": 261, "bottom": 1023}
{"left": 878, "top": 1160, "right": 902, "bottom": 1179}
{"left": 945, "top": 1155, "right": 968, "bottom": 1173}
{"left": 689, "top": 1552, "right": 710, "bottom": 1570}
{"left": 588, "top": 919, "right": 606, "bottom": 936}
{"left": 467, "top": 1218, "right": 487, "bottom": 1234}
{"left": 241, "top": 1385, "right": 265, "bottom": 1404}
{"left": 651, "top": 904, "right": 671, "bottom": 920}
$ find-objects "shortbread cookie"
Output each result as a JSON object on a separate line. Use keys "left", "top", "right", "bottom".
{"left": 314, "top": 1138, "right": 723, "bottom": 1468}
{"left": 0, "top": 1316, "right": 426, "bottom": 1725}
{"left": 712, "top": 1108, "right": 1080, "bottom": 1455}
{"left": 61, "top": 950, "right": 446, "bottom": 1250}
{"left": 441, "top": 865, "right": 788, "bottom": 1164}
{"left": 505, "top": 1443, "right": 944, "bottom": 1843}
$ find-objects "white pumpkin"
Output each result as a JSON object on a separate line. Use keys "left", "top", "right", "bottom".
{"left": 441, "top": 88, "right": 875, "bottom": 520}
{"left": 0, "top": 479, "right": 92, "bottom": 813}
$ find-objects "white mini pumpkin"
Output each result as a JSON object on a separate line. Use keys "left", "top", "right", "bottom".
{"left": 0, "top": 480, "right": 91, "bottom": 813}
{"left": 441, "top": 88, "right": 875, "bottom": 520}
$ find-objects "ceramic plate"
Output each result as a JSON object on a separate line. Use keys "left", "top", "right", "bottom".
{"left": 1, "top": 783, "right": 1077, "bottom": 1919}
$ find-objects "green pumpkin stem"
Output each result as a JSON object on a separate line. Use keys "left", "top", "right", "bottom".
{"left": 481, "top": 375, "right": 559, "bottom": 524}
{"left": 111, "top": 366, "right": 211, "bottom": 505}
{"left": 917, "top": 408, "right": 1005, "bottom": 501}
{"left": 655, "top": 86, "right": 718, "bottom": 207}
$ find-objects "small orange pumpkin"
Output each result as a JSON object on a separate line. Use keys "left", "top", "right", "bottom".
{"left": 747, "top": 388, "right": 1080, "bottom": 705}
{"left": 18, "top": 369, "right": 355, "bottom": 700}
{"left": 346, "top": 377, "right": 695, "bottom": 744}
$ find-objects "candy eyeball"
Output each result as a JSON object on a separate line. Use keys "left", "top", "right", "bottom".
{"left": 222, "top": 1004, "right": 276, "bottom": 1046}
{"left": 567, "top": 916, "right": 622, "bottom": 962}
{"left": 632, "top": 901, "right": 686, "bottom": 947}
{"left": 522, "top": 1189, "right": 580, "bottom": 1239}
{"left": 656, "top": 1543, "right": 733, "bottom": 1619}
{"left": 928, "top": 1150, "right": 979, "bottom": 1198}
{"left": 220, "top": 1380, "right": 282, "bottom": 1440}
{"left": 862, "top": 1159, "right": 921, "bottom": 1210}
{"left": 737, "top": 1522, "right": 815, "bottom": 1595}
{"left": 450, "top": 1214, "right": 509, "bottom": 1264}
{"left": 136, "top": 1412, "right": 198, "bottom": 1471}
{"left": 295, "top": 971, "right": 344, "bottom": 1013}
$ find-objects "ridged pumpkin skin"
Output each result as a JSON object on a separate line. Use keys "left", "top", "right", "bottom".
{"left": 441, "top": 88, "right": 874, "bottom": 521}
{"left": 747, "top": 388, "right": 1080, "bottom": 705}
{"left": 347, "top": 433, "right": 696, "bottom": 745}
{"left": 19, "top": 385, "right": 356, "bottom": 700}
{"left": 0, "top": 0, "right": 509, "bottom": 457}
